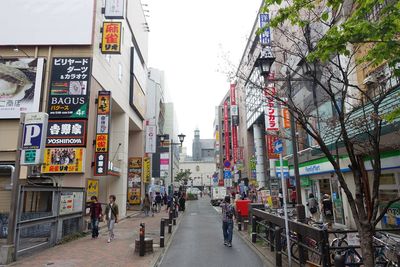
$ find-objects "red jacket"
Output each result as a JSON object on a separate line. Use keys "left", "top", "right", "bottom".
{"left": 90, "top": 202, "right": 102, "bottom": 219}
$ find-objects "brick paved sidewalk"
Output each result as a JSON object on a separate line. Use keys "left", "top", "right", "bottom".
{"left": 10, "top": 208, "right": 182, "bottom": 267}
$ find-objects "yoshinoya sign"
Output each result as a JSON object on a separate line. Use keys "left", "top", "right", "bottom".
{"left": 47, "top": 57, "right": 92, "bottom": 119}
{"left": 0, "top": 58, "right": 45, "bottom": 119}
{"left": 46, "top": 119, "right": 87, "bottom": 147}
{"left": 21, "top": 112, "right": 48, "bottom": 165}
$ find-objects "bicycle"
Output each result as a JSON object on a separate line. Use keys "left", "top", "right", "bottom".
{"left": 374, "top": 232, "right": 400, "bottom": 267}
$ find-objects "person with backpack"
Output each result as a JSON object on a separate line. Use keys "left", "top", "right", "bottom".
{"left": 307, "top": 193, "right": 319, "bottom": 221}
{"left": 220, "top": 195, "right": 235, "bottom": 247}
{"left": 104, "top": 195, "right": 119, "bottom": 243}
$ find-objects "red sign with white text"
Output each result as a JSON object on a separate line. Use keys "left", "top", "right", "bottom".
{"left": 230, "top": 84, "right": 238, "bottom": 163}
{"left": 224, "top": 101, "right": 230, "bottom": 161}
{"left": 267, "top": 135, "right": 279, "bottom": 159}
{"left": 264, "top": 73, "right": 279, "bottom": 131}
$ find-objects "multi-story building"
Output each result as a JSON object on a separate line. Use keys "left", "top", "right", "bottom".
{"left": 0, "top": 0, "right": 148, "bottom": 258}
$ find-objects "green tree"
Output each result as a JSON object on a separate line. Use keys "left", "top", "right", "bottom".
{"left": 175, "top": 169, "right": 192, "bottom": 185}
{"left": 255, "top": 1, "right": 400, "bottom": 266}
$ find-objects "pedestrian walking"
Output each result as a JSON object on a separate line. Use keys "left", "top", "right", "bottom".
{"left": 321, "top": 194, "right": 333, "bottom": 222}
{"left": 89, "top": 196, "right": 102, "bottom": 239}
{"left": 155, "top": 192, "right": 162, "bottom": 212}
{"left": 143, "top": 194, "right": 151, "bottom": 216}
{"left": 104, "top": 195, "right": 119, "bottom": 243}
{"left": 220, "top": 195, "right": 235, "bottom": 247}
{"left": 178, "top": 193, "right": 186, "bottom": 211}
{"left": 307, "top": 193, "right": 319, "bottom": 221}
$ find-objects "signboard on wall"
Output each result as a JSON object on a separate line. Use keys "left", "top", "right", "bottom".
{"left": 87, "top": 179, "right": 99, "bottom": 201}
{"left": 21, "top": 112, "right": 48, "bottom": 165}
{"left": 105, "top": 0, "right": 125, "bottom": 19}
{"left": 143, "top": 157, "right": 150, "bottom": 183}
{"left": 259, "top": 13, "right": 271, "bottom": 46}
{"left": 46, "top": 119, "right": 87, "bottom": 147}
{"left": 41, "top": 148, "right": 85, "bottom": 173}
{"left": 265, "top": 82, "right": 279, "bottom": 131}
{"left": 101, "top": 22, "right": 122, "bottom": 54}
{"left": 94, "top": 91, "right": 111, "bottom": 176}
{"left": 128, "top": 157, "right": 142, "bottom": 205}
{"left": 266, "top": 135, "right": 279, "bottom": 159}
{"left": 47, "top": 57, "right": 92, "bottom": 119}
{"left": 0, "top": 58, "right": 45, "bottom": 119}
{"left": 145, "top": 125, "right": 156, "bottom": 153}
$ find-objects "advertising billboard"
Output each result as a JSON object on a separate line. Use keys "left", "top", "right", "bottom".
{"left": 94, "top": 91, "right": 111, "bottom": 176}
{"left": 47, "top": 57, "right": 92, "bottom": 119}
{"left": 0, "top": 0, "right": 95, "bottom": 45}
{"left": 105, "top": 0, "right": 125, "bottom": 19}
{"left": 42, "top": 148, "right": 85, "bottom": 173}
{"left": 128, "top": 157, "right": 142, "bottom": 205}
{"left": 46, "top": 119, "right": 87, "bottom": 147}
{"left": 101, "top": 22, "right": 122, "bottom": 54}
{"left": 0, "top": 58, "right": 45, "bottom": 119}
{"left": 87, "top": 179, "right": 99, "bottom": 201}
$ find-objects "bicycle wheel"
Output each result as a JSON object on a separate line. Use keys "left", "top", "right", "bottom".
{"left": 291, "top": 242, "right": 299, "bottom": 260}
{"left": 344, "top": 249, "right": 362, "bottom": 264}
{"left": 331, "top": 239, "right": 348, "bottom": 261}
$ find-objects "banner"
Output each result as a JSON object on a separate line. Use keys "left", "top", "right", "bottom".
{"left": 265, "top": 82, "right": 279, "bottom": 131}
{"left": 266, "top": 135, "right": 279, "bottom": 159}
{"left": 101, "top": 22, "right": 122, "bottom": 54}
{"left": 282, "top": 107, "right": 291, "bottom": 129}
{"left": 160, "top": 152, "right": 169, "bottom": 179}
{"left": 48, "top": 57, "right": 91, "bottom": 119}
{"left": 42, "top": 148, "right": 85, "bottom": 173}
{"left": 87, "top": 179, "right": 99, "bottom": 201}
{"left": 46, "top": 119, "right": 87, "bottom": 147}
{"left": 94, "top": 91, "right": 111, "bottom": 176}
{"left": 230, "top": 84, "right": 239, "bottom": 163}
{"left": 143, "top": 157, "right": 150, "bottom": 183}
{"left": 0, "top": 58, "right": 45, "bottom": 119}
{"left": 223, "top": 101, "right": 230, "bottom": 161}
{"left": 128, "top": 157, "right": 142, "bottom": 205}
{"left": 145, "top": 125, "right": 156, "bottom": 153}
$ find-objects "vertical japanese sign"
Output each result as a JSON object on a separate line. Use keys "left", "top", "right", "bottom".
{"left": 94, "top": 91, "right": 111, "bottom": 176}
{"left": 259, "top": 13, "right": 271, "bottom": 46}
{"left": 266, "top": 135, "right": 279, "bottom": 159}
{"left": 143, "top": 157, "right": 150, "bottom": 183}
{"left": 105, "top": 0, "right": 125, "bottom": 19}
{"left": 145, "top": 125, "right": 156, "bottom": 153}
{"left": 87, "top": 179, "right": 99, "bottom": 201}
{"left": 48, "top": 58, "right": 91, "bottom": 119}
{"left": 264, "top": 74, "right": 279, "bottom": 131}
{"left": 223, "top": 101, "right": 230, "bottom": 162}
{"left": 127, "top": 157, "right": 142, "bottom": 205}
{"left": 160, "top": 152, "right": 169, "bottom": 179}
{"left": 21, "top": 112, "right": 48, "bottom": 165}
{"left": 282, "top": 107, "right": 291, "bottom": 129}
{"left": 101, "top": 22, "right": 122, "bottom": 54}
{"left": 230, "top": 84, "right": 238, "bottom": 163}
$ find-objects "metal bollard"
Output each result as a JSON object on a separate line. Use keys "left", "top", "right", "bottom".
{"left": 168, "top": 211, "right": 173, "bottom": 233}
{"left": 334, "top": 253, "right": 345, "bottom": 267}
{"left": 160, "top": 219, "right": 165, "bottom": 248}
{"left": 274, "top": 226, "right": 282, "bottom": 267}
{"left": 251, "top": 215, "right": 257, "bottom": 243}
{"left": 238, "top": 213, "right": 242, "bottom": 231}
{"left": 139, "top": 222, "right": 145, "bottom": 256}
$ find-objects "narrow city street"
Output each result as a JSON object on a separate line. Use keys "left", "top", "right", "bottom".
{"left": 159, "top": 197, "right": 265, "bottom": 267}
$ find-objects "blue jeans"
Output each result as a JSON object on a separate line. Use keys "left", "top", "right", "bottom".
{"left": 91, "top": 218, "right": 99, "bottom": 238}
{"left": 222, "top": 221, "right": 233, "bottom": 243}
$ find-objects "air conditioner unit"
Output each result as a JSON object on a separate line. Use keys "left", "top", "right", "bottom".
{"left": 363, "top": 75, "right": 376, "bottom": 85}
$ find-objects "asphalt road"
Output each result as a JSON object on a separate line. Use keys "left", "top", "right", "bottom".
{"left": 159, "top": 197, "right": 265, "bottom": 267}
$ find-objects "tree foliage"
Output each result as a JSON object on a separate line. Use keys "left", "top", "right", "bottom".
{"left": 175, "top": 169, "right": 192, "bottom": 185}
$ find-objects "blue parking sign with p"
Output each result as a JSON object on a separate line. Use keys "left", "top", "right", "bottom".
{"left": 22, "top": 124, "right": 43, "bottom": 149}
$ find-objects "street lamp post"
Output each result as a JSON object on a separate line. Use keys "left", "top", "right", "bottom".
{"left": 159, "top": 133, "right": 185, "bottom": 195}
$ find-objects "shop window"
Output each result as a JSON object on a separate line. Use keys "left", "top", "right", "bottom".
{"left": 379, "top": 173, "right": 400, "bottom": 228}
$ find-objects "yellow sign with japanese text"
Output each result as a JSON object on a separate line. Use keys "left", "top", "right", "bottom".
{"left": 101, "top": 22, "right": 121, "bottom": 54}
{"left": 95, "top": 134, "right": 108, "bottom": 152}
{"left": 87, "top": 179, "right": 99, "bottom": 201}
{"left": 42, "top": 148, "right": 85, "bottom": 173}
{"left": 143, "top": 157, "right": 150, "bottom": 183}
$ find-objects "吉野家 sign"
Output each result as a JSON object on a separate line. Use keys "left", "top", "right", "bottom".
{"left": 41, "top": 148, "right": 85, "bottom": 173}
{"left": 20, "top": 112, "right": 48, "bottom": 165}
{"left": 101, "top": 22, "right": 122, "bottom": 54}
{"left": 0, "top": 58, "right": 45, "bottom": 119}
{"left": 94, "top": 153, "right": 108, "bottom": 176}
{"left": 46, "top": 119, "right": 87, "bottom": 147}
{"left": 47, "top": 57, "right": 92, "bottom": 119}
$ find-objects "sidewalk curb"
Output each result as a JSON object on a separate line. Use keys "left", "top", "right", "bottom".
{"left": 234, "top": 229, "right": 274, "bottom": 267}
{"left": 151, "top": 211, "right": 184, "bottom": 267}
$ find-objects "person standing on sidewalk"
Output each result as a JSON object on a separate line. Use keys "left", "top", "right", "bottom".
{"left": 89, "top": 196, "right": 102, "bottom": 239}
{"left": 105, "top": 195, "right": 119, "bottom": 243}
{"left": 220, "top": 195, "right": 235, "bottom": 247}
{"left": 143, "top": 194, "right": 151, "bottom": 216}
{"left": 155, "top": 192, "right": 162, "bottom": 213}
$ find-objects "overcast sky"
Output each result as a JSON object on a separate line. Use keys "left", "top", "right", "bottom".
{"left": 146, "top": 0, "right": 261, "bottom": 154}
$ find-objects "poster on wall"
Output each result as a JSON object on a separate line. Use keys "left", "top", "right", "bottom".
{"left": 59, "top": 192, "right": 74, "bottom": 215}
{"left": 87, "top": 179, "right": 99, "bottom": 201}
{"left": 46, "top": 119, "right": 87, "bottom": 147}
{"left": 0, "top": 58, "right": 45, "bottom": 119}
{"left": 42, "top": 148, "right": 85, "bottom": 173}
{"left": 47, "top": 57, "right": 91, "bottom": 119}
{"left": 128, "top": 157, "right": 142, "bottom": 205}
